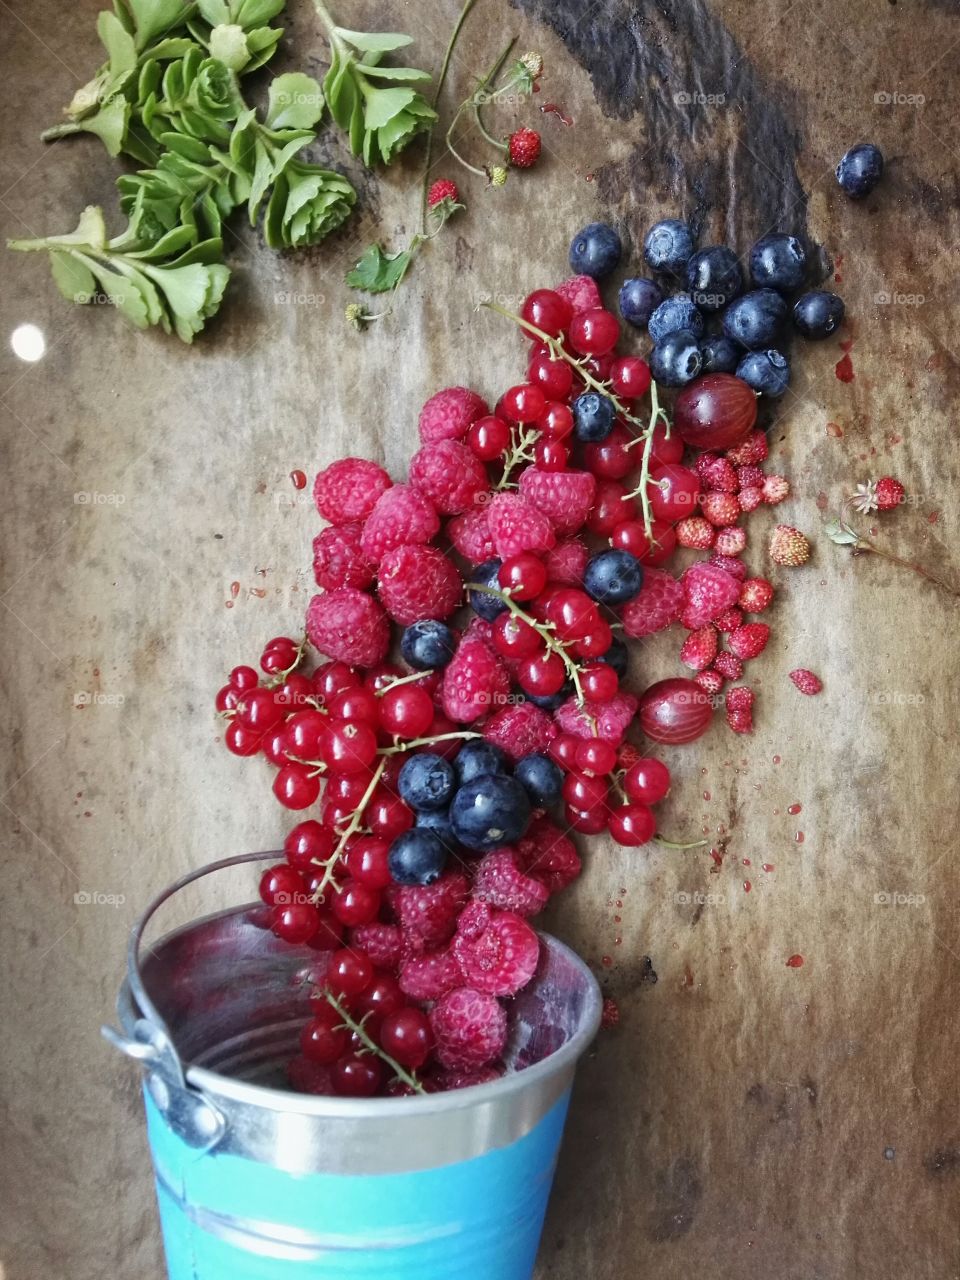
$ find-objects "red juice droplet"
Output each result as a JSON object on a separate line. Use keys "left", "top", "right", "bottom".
{"left": 795, "top": 831, "right": 805, "bottom": 844}
{"left": 928, "top": 510, "right": 940, "bottom": 524}
{"left": 742, "top": 857, "right": 751, "bottom": 866}
{"left": 290, "top": 469, "right": 307, "bottom": 490}
{"left": 762, "top": 863, "right": 775, "bottom": 873}
{"left": 786, "top": 954, "right": 804, "bottom": 968}
{"left": 703, "top": 790, "right": 711, "bottom": 801}
{"left": 826, "top": 421, "right": 844, "bottom": 437}
{"left": 835, "top": 352, "right": 855, "bottom": 383}
{"left": 585, "top": 173, "right": 595, "bottom": 182}
{"left": 787, "top": 803, "right": 802, "bottom": 815}
{"left": 540, "top": 102, "right": 573, "bottom": 126}
{"left": 743, "top": 880, "right": 752, "bottom": 893}
{"left": 772, "top": 755, "right": 782, "bottom": 765}
{"left": 230, "top": 581, "right": 240, "bottom": 598}
{"left": 601, "top": 955, "right": 612, "bottom": 967}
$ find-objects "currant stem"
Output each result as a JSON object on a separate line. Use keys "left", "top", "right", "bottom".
{"left": 655, "top": 836, "right": 711, "bottom": 850}
{"left": 266, "top": 634, "right": 309, "bottom": 688}
{"left": 310, "top": 758, "right": 386, "bottom": 904}
{"left": 324, "top": 992, "right": 426, "bottom": 1094}
{"left": 375, "top": 668, "right": 434, "bottom": 695}
{"left": 466, "top": 582, "right": 586, "bottom": 705}
{"left": 378, "top": 731, "right": 482, "bottom": 756}
{"left": 496, "top": 424, "right": 539, "bottom": 490}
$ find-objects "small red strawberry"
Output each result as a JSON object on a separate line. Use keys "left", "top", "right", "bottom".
{"left": 713, "top": 607, "right": 743, "bottom": 634}
{"left": 736, "top": 465, "right": 765, "bottom": 490}
{"left": 728, "top": 622, "right": 770, "bottom": 660}
{"left": 875, "top": 476, "right": 905, "bottom": 510}
{"left": 709, "top": 554, "right": 747, "bottom": 582}
{"left": 680, "top": 626, "right": 719, "bottom": 671}
{"left": 713, "top": 650, "right": 744, "bottom": 681}
{"left": 700, "top": 491, "right": 741, "bottom": 527}
{"left": 762, "top": 474, "right": 790, "bottom": 504}
{"left": 676, "top": 516, "right": 716, "bottom": 549}
{"left": 695, "top": 669, "right": 725, "bottom": 696}
{"left": 715, "top": 526, "right": 747, "bottom": 557}
{"left": 508, "top": 127, "right": 542, "bottom": 168}
{"left": 770, "top": 523, "right": 811, "bottom": 567}
{"left": 789, "top": 668, "right": 823, "bottom": 695}
{"left": 725, "top": 685, "right": 755, "bottom": 734}
{"left": 696, "top": 453, "right": 739, "bottom": 492}
{"left": 738, "top": 485, "right": 764, "bottom": 512}
{"left": 739, "top": 577, "right": 774, "bottom": 612}
{"left": 428, "top": 178, "right": 460, "bottom": 208}
{"left": 726, "top": 430, "right": 768, "bottom": 466}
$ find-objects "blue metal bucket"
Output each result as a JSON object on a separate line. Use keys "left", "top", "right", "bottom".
{"left": 105, "top": 853, "right": 602, "bottom": 1279}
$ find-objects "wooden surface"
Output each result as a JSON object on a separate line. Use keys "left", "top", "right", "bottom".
{"left": 2, "top": 1, "right": 959, "bottom": 1276}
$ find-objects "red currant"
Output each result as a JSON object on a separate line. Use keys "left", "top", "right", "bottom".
{"left": 215, "top": 684, "right": 240, "bottom": 712}
{"left": 237, "top": 686, "right": 284, "bottom": 733}
{"left": 649, "top": 419, "right": 684, "bottom": 465}
{"left": 271, "top": 901, "right": 320, "bottom": 944}
{"left": 313, "top": 661, "right": 360, "bottom": 702}
{"left": 378, "top": 685, "right": 434, "bottom": 739}
{"left": 543, "top": 588, "right": 596, "bottom": 641}
{"left": 491, "top": 613, "right": 542, "bottom": 660}
{"left": 259, "top": 864, "right": 305, "bottom": 906}
{"left": 364, "top": 665, "right": 404, "bottom": 694}
{"left": 276, "top": 673, "right": 315, "bottom": 713}
{"left": 379, "top": 1008, "right": 435, "bottom": 1070}
{"left": 610, "top": 518, "right": 677, "bottom": 565}
{"left": 569, "top": 619, "right": 612, "bottom": 659}
{"left": 498, "top": 553, "right": 547, "bottom": 601}
{"left": 355, "top": 973, "right": 405, "bottom": 1024}
{"left": 345, "top": 836, "right": 393, "bottom": 889}
{"left": 518, "top": 651, "right": 567, "bottom": 697}
{"left": 260, "top": 637, "right": 299, "bottom": 675}
{"left": 607, "top": 803, "right": 656, "bottom": 846}
{"left": 224, "top": 720, "right": 262, "bottom": 756}
{"left": 328, "top": 685, "right": 380, "bottom": 724}
{"left": 568, "top": 308, "right": 620, "bottom": 357}
{"left": 273, "top": 763, "right": 321, "bottom": 810}
{"left": 331, "top": 1053, "right": 384, "bottom": 1097}
{"left": 365, "top": 789, "right": 414, "bottom": 838}
{"left": 534, "top": 438, "right": 569, "bottom": 471}
{"left": 549, "top": 733, "right": 580, "bottom": 769}
{"left": 583, "top": 424, "right": 635, "bottom": 480}
{"left": 300, "top": 1007, "right": 350, "bottom": 1064}
{"left": 574, "top": 738, "right": 617, "bottom": 775}
{"left": 647, "top": 463, "right": 700, "bottom": 521}
{"left": 623, "top": 757, "right": 671, "bottom": 804}
{"left": 538, "top": 402, "right": 574, "bottom": 440}
{"left": 521, "top": 288, "right": 573, "bottom": 337}
{"left": 326, "top": 772, "right": 373, "bottom": 806}
{"left": 580, "top": 663, "right": 619, "bottom": 701}
{"left": 586, "top": 481, "right": 636, "bottom": 537}
{"left": 563, "top": 771, "right": 609, "bottom": 811}
{"left": 284, "top": 709, "right": 328, "bottom": 759}
{"left": 330, "top": 882, "right": 381, "bottom": 928}
{"left": 500, "top": 384, "right": 547, "bottom": 424}
{"left": 321, "top": 720, "right": 378, "bottom": 773}
{"left": 565, "top": 805, "right": 607, "bottom": 834}
{"left": 528, "top": 352, "right": 574, "bottom": 399}
{"left": 261, "top": 726, "right": 290, "bottom": 766}
{"left": 326, "top": 947, "right": 374, "bottom": 997}
{"left": 230, "top": 665, "right": 259, "bottom": 692}
{"left": 285, "top": 821, "right": 335, "bottom": 870}
{"left": 467, "top": 414, "right": 511, "bottom": 461}
{"left": 609, "top": 355, "right": 651, "bottom": 399}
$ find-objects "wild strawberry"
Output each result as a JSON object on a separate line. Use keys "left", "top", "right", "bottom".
{"left": 452, "top": 910, "right": 540, "bottom": 996}
{"left": 518, "top": 467, "right": 596, "bottom": 536}
{"left": 430, "top": 987, "right": 507, "bottom": 1071}
{"left": 713, "top": 607, "right": 743, "bottom": 633}
{"left": 700, "top": 492, "right": 741, "bottom": 527}
{"left": 762, "top": 474, "right": 790, "bottom": 504}
{"left": 544, "top": 538, "right": 589, "bottom": 585}
{"left": 726, "top": 430, "right": 768, "bottom": 466}
{"left": 360, "top": 484, "right": 440, "bottom": 563}
{"left": 676, "top": 516, "right": 715, "bottom": 549}
{"left": 377, "top": 544, "right": 463, "bottom": 625}
{"left": 508, "top": 126, "right": 542, "bottom": 168}
{"left": 409, "top": 440, "right": 488, "bottom": 514}
{"left": 715, "top": 526, "right": 747, "bottom": 557}
{"left": 728, "top": 622, "right": 770, "bottom": 660}
{"left": 713, "top": 650, "right": 743, "bottom": 680}
{"left": 554, "top": 691, "right": 638, "bottom": 744}
{"left": 399, "top": 949, "right": 464, "bottom": 1001}
{"left": 876, "top": 476, "right": 905, "bottom": 510}
{"left": 472, "top": 849, "right": 549, "bottom": 917}
{"left": 736, "top": 465, "right": 764, "bottom": 490}
{"left": 314, "top": 457, "right": 392, "bottom": 525}
{"left": 514, "top": 816, "right": 581, "bottom": 893}
{"left": 554, "top": 274, "right": 602, "bottom": 314}
{"left": 427, "top": 178, "right": 460, "bottom": 207}
{"left": 680, "top": 626, "right": 718, "bottom": 671}
{"left": 739, "top": 577, "right": 774, "bottom": 612}
{"left": 769, "top": 523, "right": 811, "bottom": 567}
{"left": 695, "top": 669, "right": 725, "bottom": 696}
{"left": 696, "top": 453, "right": 739, "bottom": 492}
{"left": 448, "top": 505, "right": 496, "bottom": 562}
{"left": 482, "top": 703, "right": 557, "bottom": 761}
{"left": 709, "top": 554, "right": 747, "bottom": 581}
{"left": 487, "top": 491, "right": 556, "bottom": 558}
{"left": 312, "top": 523, "right": 375, "bottom": 591}
{"left": 419, "top": 386, "right": 489, "bottom": 444}
{"left": 306, "top": 588, "right": 389, "bottom": 667}
{"left": 622, "top": 568, "right": 684, "bottom": 636}
{"left": 601, "top": 998, "right": 621, "bottom": 1029}
{"left": 789, "top": 668, "right": 823, "bottom": 695}
{"left": 680, "top": 563, "right": 741, "bottom": 628}
{"left": 725, "top": 685, "right": 755, "bottom": 734}
{"left": 441, "top": 632, "right": 510, "bottom": 723}
{"left": 738, "top": 485, "right": 764, "bottom": 512}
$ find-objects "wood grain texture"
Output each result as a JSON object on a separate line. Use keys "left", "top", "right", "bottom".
{"left": 1, "top": 1, "right": 959, "bottom": 1277}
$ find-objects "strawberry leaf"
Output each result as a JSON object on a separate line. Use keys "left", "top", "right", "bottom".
{"left": 346, "top": 243, "right": 413, "bottom": 293}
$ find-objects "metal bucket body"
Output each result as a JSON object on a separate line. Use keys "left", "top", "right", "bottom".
{"left": 107, "top": 853, "right": 602, "bottom": 1280}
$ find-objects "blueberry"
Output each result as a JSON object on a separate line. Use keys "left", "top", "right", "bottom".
{"left": 699, "top": 334, "right": 740, "bottom": 374}
{"left": 598, "top": 635, "right": 629, "bottom": 678}
{"left": 618, "top": 277, "right": 664, "bottom": 328}
{"left": 647, "top": 294, "right": 705, "bottom": 344}
{"left": 469, "top": 558, "right": 507, "bottom": 621}
{"left": 583, "top": 549, "right": 644, "bottom": 605}
{"left": 449, "top": 774, "right": 532, "bottom": 851}
{"left": 454, "top": 739, "right": 508, "bottom": 784}
{"left": 515, "top": 753, "right": 564, "bottom": 807}
{"left": 388, "top": 829, "right": 448, "bottom": 885}
{"left": 398, "top": 752, "right": 456, "bottom": 812}
{"left": 573, "top": 392, "right": 616, "bottom": 442}
{"left": 686, "top": 246, "right": 743, "bottom": 311}
{"left": 649, "top": 328, "right": 703, "bottom": 387}
{"left": 836, "top": 143, "right": 883, "bottom": 199}
{"left": 415, "top": 807, "right": 459, "bottom": 851}
{"left": 400, "top": 619, "right": 456, "bottom": 670}
{"left": 525, "top": 685, "right": 570, "bottom": 711}
{"left": 721, "top": 289, "right": 787, "bottom": 350}
{"left": 749, "top": 233, "right": 807, "bottom": 292}
{"left": 792, "top": 290, "right": 845, "bottom": 340}
{"left": 569, "top": 222, "right": 622, "bottom": 278}
{"left": 643, "top": 219, "right": 695, "bottom": 275}
{"left": 736, "top": 349, "right": 790, "bottom": 397}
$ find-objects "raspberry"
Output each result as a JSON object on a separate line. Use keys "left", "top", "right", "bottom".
{"left": 680, "top": 563, "right": 741, "bottom": 628}
{"left": 430, "top": 987, "right": 508, "bottom": 1071}
{"left": 725, "top": 685, "right": 755, "bottom": 734}
{"left": 473, "top": 849, "right": 550, "bottom": 917}
{"left": 313, "top": 457, "right": 392, "bottom": 526}
{"left": 441, "top": 632, "right": 510, "bottom": 723}
{"left": 708, "top": 554, "right": 747, "bottom": 582}
{"left": 544, "top": 538, "right": 589, "bottom": 585}
{"left": 448, "top": 506, "right": 496, "bottom": 562}
{"left": 701, "top": 491, "right": 741, "bottom": 527}
{"left": 726, "top": 429, "right": 768, "bottom": 466}
{"left": 739, "top": 577, "right": 774, "bottom": 612}
{"left": 427, "top": 178, "right": 460, "bottom": 207}
{"left": 875, "top": 476, "right": 905, "bottom": 510}
{"left": 312, "top": 523, "right": 375, "bottom": 591}
{"left": 306, "top": 589, "right": 389, "bottom": 667}
{"left": 395, "top": 872, "right": 470, "bottom": 948}
{"left": 762, "top": 474, "right": 790, "bottom": 504}
{"left": 769, "top": 524, "right": 810, "bottom": 567}
{"left": 695, "top": 669, "right": 725, "bottom": 696}
{"left": 508, "top": 126, "right": 542, "bottom": 168}
{"left": 482, "top": 702, "right": 557, "bottom": 762}
{"left": 554, "top": 691, "right": 638, "bottom": 744}
{"left": 697, "top": 454, "right": 739, "bottom": 492}
{"left": 713, "top": 650, "right": 743, "bottom": 681}
{"left": 789, "top": 668, "right": 823, "bottom": 695}
{"left": 409, "top": 440, "right": 489, "bottom": 515}
{"left": 456, "top": 900, "right": 492, "bottom": 940}
{"left": 434, "top": 1065, "right": 502, "bottom": 1090}
{"left": 715, "top": 526, "right": 747, "bottom": 557}
{"left": 621, "top": 569, "right": 683, "bottom": 637}
{"left": 487, "top": 491, "right": 556, "bottom": 558}
{"left": 349, "top": 922, "right": 402, "bottom": 969}
{"left": 680, "top": 626, "right": 718, "bottom": 671}
{"left": 377, "top": 544, "right": 463, "bottom": 625}
{"left": 399, "top": 948, "right": 464, "bottom": 1001}
{"left": 713, "top": 607, "right": 743, "bottom": 633}
{"left": 728, "top": 622, "right": 770, "bottom": 660}
{"left": 518, "top": 468, "right": 596, "bottom": 537}
{"left": 554, "top": 274, "right": 602, "bottom": 314}
{"left": 736, "top": 465, "right": 765, "bottom": 490}
{"left": 287, "top": 1056, "right": 333, "bottom": 1095}
{"left": 676, "top": 516, "right": 715, "bottom": 549}
{"left": 738, "top": 485, "right": 764, "bottom": 512}
{"left": 418, "top": 386, "right": 489, "bottom": 445}
{"left": 452, "top": 910, "right": 540, "bottom": 996}
{"left": 513, "top": 816, "right": 581, "bottom": 893}
{"left": 360, "top": 484, "right": 440, "bottom": 563}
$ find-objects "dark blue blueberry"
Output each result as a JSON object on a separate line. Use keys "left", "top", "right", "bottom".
{"left": 449, "top": 773, "right": 532, "bottom": 851}
{"left": 836, "top": 143, "right": 883, "bottom": 199}
{"left": 415, "top": 808, "right": 460, "bottom": 851}
{"left": 647, "top": 294, "right": 705, "bottom": 344}
{"left": 469, "top": 558, "right": 507, "bottom": 621}
{"left": 515, "top": 753, "right": 564, "bottom": 807}
{"left": 618, "top": 276, "right": 664, "bottom": 329}
{"left": 400, "top": 619, "right": 456, "bottom": 670}
{"left": 792, "top": 290, "right": 845, "bottom": 340}
{"left": 598, "top": 635, "right": 628, "bottom": 678}
{"left": 454, "top": 739, "right": 508, "bottom": 784}
{"left": 568, "top": 222, "right": 622, "bottom": 278}
{"left": 736, "top": 349, "right": 790, "bottom": 397}
{"left": 649, "top": 329, "right": 703, "bottom": 387}
{"left": 525, "top": 685, "right": 571, "bottom": 711}
{"left": 387, "top": 829, "right": 448, "bottom": 885}
{"left": 749, "top": 233, "right": 807, "bottom": 292}
{"left": 721, "top": 289, "right": 787, "bottom": 350}
{"left": 643, "top": 219, "right": 695, "bottom": 275}
{"left": 583, "top": 549, "right": 644, "bottom": 605}
{"left": 699, "top": 334, "right": 740, "bottom": 374}
{"left": 573, "top": 392, "right": 616, "bottom": 442}
{"left": 398, "top": 752, "right": 456, "bottom": 812}
{"left": 686, "top": 246, "right": 743, "bottom": 311}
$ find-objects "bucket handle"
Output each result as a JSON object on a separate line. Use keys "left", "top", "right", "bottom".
{"left": 102, "top": 850, "right": 281, "bottom": 1151}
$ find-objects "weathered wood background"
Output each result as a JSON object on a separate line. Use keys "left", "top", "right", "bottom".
{"left": 2, "top": 0, "right": 959, "bottom": 1276}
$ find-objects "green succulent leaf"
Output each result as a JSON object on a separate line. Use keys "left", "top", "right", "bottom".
{"left": 207, "top": 23, "right": 251, "bottom": 70}
{"left": 334, "top": 28, "right": 413, "bottom": 53}
{"left": 266, "top": 72, "right": 324, "bottom": 129}
{"left": 98, "top": 10, "right": 138, "bottom": 75}
{"left": 49, "top": 251, "right": 98, "bottom": 303}
{"left": 345, "top": 242, "right": 413, "bottom": 293}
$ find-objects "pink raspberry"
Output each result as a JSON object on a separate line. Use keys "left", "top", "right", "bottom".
{"left": 452, "top": 909, "right": 540, "bottom": 996}
{"left": 680, "top": 563, "right": 741, "bottom": 629}
{"left": 399, "top": 948, "right": 464, "bottom": 1001}
{"left": 314, "top": 457, "right": 391, "bottom": 525}
{"left": 518, "top": 467, "right": 596, "bottom": 536}
{"left": 473, "top": 849, "right": 550, "bottom": 917}
{"left": 456, "top": 900, "right": 492, "bottom": 940}
{"left": 430, "top": 987, "right": 508, "bottom": 1071}
{"left": 440, "top": 632, "right": 510, "bottom": 723}
{"left": 312, "top": 523, "right": 374, "bottom": 591}
{"left": 306, "top": 589, "right": 389, "bottom": 667}
{"left": 448, "top": 505, "right": 496, "bottom": 562}
{"left": 486, "top": 491, "right": 556, "bottom": 559}
{"left": 554, "top": 691, "right": 638, "bottom": 744}
{"left": 360, "top": 484, "right": 440, "bottom": 564}
{"left": 418, "top": 387, "right": 489, "bottom": 444}
{"left": 348, "top": 922, "right": 402, "bottom": 970}
{"left": 514, "top": 816, "right": 581, "bottom": 893}
{"left": 409, "top": 440, "right": 489, "bottom": 515}
{"left": 395, "top": 872, "right": 470, "bottom": 949}
{"left": 554, "top": 274, "right": 602, "bottom": 314}
{"left": 481, "top": 703, "right": 557, "bottom": 762}
{"left": 708, "top": 554, "right": 747, "bottom": 582}
{"left": 621, "top": 569, "right": 683, "bottom": 637}
{"left": 434, "top": 1065, "right": 502, "bottom": 1091}
{"left": 544, "top": 539, "right": 589, "bottom": 585}
{"left": 377, "top": 544, "right": 462, "bottom": 625}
